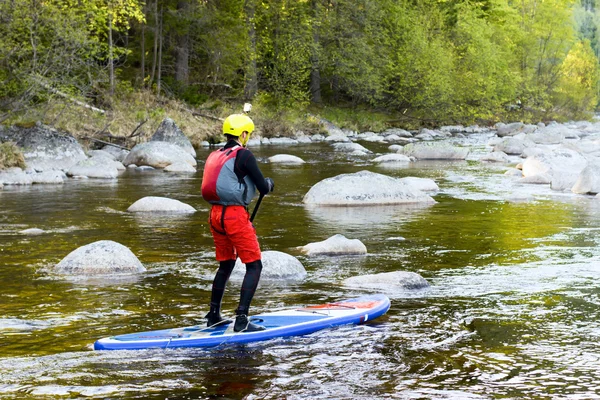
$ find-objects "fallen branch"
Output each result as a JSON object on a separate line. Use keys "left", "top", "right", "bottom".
{"left": 192, "top": 111, "right": 224, "bottom": 121}
{"left": 128, "top": 119, "right": 148, "bottom": 138}
{"left": 83, "top": 137, "right": 130, "bottom": 150}
{"left": 31, "top": 76, "right": 106, "bottom": 114}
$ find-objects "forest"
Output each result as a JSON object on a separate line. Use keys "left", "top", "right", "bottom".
{"left": 1, "top": 0, "right": 600, "bottom": 138}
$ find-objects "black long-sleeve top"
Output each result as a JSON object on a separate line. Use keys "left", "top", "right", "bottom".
{"left": 223, "top": 140, "right": 270, "bottom": 195}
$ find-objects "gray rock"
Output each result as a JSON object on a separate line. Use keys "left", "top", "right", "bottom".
{"left": 150, "top": 117, "right": 196, "bottom": 157}
{"left": 388, "top": 144, "right": 403, "bottom": 152}
{"left": 88, "top": 150, "right": 115, "bottom": 160}
{"left": 332, "top": 142, "right": 371, "bottom": 153}
{"left": 268, "top": 154, "right": 305, "bottom": 164}
{"left": 163, "top": 162, "right": 197, "bottom": 173}
{"left": 401, "top": 142, "right": 470, "bottom": 160}
{"left": 572, "top": 161, "right": 600, "bottom": 194}
{"left": 504, "top": 168, "right": 523, "bottom": 177}
{"left": 231, "top": 251, "right": 307, "bottom": 281}
{"left": 31, "top": 170, "right": 65, "bottom": 184}
{"left": 440, "top": 125, "right": 465, "bottom": 133}
{"left": 522, "top": 148, "right": 588, "bottom": 189}
{"left": 301, "top": 234, "right": 367, "bottom": 256}
{"left": 19, "top": 228, "right": 45, "bottom": 235}
{"left": 123, "top": 141, "right": 197, "bottom": 169}
{"left": 55, "top": 240, "right": 146, "bottom": 275}
{"left": 520, "top": 174, "right": 552, "bottom": 184}
{"left": 480, "top": 151, "right": 511, "bottom": 163}
{"left": 381, "top": 128, "right": 413, "bottom": 138}
{"left": 303, "top": 170, "right": 436, "bottom": 206}
{"left": 0, "top": 124, "right": 87, "bottom": 172}
{"left": 343, "top": 271, "right": 429, "bottom": 290}
{"left": 101, "top": 145, "right": 130, "bottom": 162}
{"left": 324, "top": 134, "right": 351, "bottom": 143}
{"left": 372, "top": 154, "right": 411, "bottom": 164}
{"left": 494, "top": 137, "right": 534, "bottom": 155}
{"left": 0, "top": 168, "right": 33, "bottom": 185}
{"left": 67, "top": 157, "right": 119, "bottom": 179}
{"left": 398, "top": 177, "right": 439, "bottom": 192}
{"left": 268, "top": 137, "right": 299, "bottom": 145}
{"left": 496, "top": 122, "right": 525, "bottom": 137}
{"left": 127, "top": 196, "right": 196, "bottom": 213}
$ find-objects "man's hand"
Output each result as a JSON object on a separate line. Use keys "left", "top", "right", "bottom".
{"left": 265, "top": 177, "right": 275, "bottom": 193}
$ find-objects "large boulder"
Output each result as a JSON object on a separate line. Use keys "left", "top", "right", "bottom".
{"left": 55, "top": 240, "right": 146, "bottom": 275}
{"left": 522, "top": 148, "right": 588, "bottom": 191}
{"left": 127, "top": 196, "right": 196, "bottom": 213}
{"left": 123, "top": 141, "right": 197, "bottom": 169}
{"left": 150, "top": 117, "right": 196, "bottom": 157}
{"left": 0, "top": 124, "right": 86, "bottom": 171}
{"left": 401, "top": 142, "right": 470, "bottom": 160}
{"left": 303, "top": 170, "right": 436, "bottom": 206}
{"left": 301, "top": 234, "right": 367, "bottom": 256}
{"left": 572, "top": 161, "right": 600, "bottom": 194}
{"left": 231, "top": 251, "right": 307, "bottom": 281}
{"left": 343, "top": 271, "right": 429, "bottom": 290}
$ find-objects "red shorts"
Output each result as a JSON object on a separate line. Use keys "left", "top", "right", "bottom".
{"left": 209, "top": 205, "right": 261, "bottom": 263}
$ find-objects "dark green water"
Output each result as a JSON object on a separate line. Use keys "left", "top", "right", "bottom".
{"left": 2, "top": 138, "right": 600, "bottom": 399}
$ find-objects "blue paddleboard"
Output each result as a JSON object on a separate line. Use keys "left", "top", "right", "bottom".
{"left": 94, "top": 294, "right": 390, "bottom": 350}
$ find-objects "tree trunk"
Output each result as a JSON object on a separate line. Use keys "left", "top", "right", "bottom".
{"left": 150, "top": 0, "right": 158, "bottom": 88}
{"left": 157, "top": 6, "right": 163, "bottom": 96}
{"left": 244, "top": 0, "right": 258, "bottom": 99}
{"left": 175, "top": 0, "right": 190, "bottom": 86}
{"left": 141, "top": 4, "right": 145, "bottom": 86}
{"left": 108, "top": 12, "right": 115, "bottom": 97}
{"left": 310, "top": 0, "right": 322, "bottom": 103}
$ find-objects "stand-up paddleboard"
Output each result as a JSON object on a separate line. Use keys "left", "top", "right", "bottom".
{"left": 94, "top": 294, "right": 390, "bottom": 351}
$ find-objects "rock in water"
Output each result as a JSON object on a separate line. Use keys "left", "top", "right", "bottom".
{"left": 303, "top": 170, "right": 436, "bottom": 206}
{"left": 55, "top": 240, "right": 146, "bottom": 275}
{"left": 268, "top": 154, "right": 306, "bottom": 164}
{"left": 301, "top": 234, "right": 367, "bottom": 256}
{"left": 343, "top": 271, "right": 429, "bottom": 290}
{"left": 127, "top": 196, "right": 196, "bottom": 213}
{"left": 231, "top": 251, "right": 307, "bottom": 281}
{"left": 401, "top": 142, "right": 470, "bottom": 160}
{"left": 123, "top": 142, "right": 197, "bottom": 169}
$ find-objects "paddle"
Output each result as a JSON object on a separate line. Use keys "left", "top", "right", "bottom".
{"left": 250, "top": 193, "right": 264, "bottom": 222}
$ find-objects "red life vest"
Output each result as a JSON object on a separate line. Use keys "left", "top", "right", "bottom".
{"left": 201, "top": 146, "right": 256, "bottom": 205}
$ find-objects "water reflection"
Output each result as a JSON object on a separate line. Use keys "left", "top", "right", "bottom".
{"left": 304, "top": 203, "right": 435, "bottom": 229}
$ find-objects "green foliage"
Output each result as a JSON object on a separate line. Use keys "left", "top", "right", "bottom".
{"left": 2, "top": 0, "right": 599, "bottom": 130}
{"left": 553, "top": 40, "right": 599, "bottom": 117}
{"left": 0, "top": 142, "right": 26, "bottom": 170}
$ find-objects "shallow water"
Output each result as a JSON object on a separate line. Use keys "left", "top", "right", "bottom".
{"left": 2, "top": 137, "right": 600, "bottom": 399}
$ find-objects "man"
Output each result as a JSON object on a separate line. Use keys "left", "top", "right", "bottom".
{"left": 201, "top": 113, "right": 274, "bottom": 332}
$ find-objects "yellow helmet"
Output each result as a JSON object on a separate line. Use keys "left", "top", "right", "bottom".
{"left": 223, "top": 114, "right": 255, "bottom": 145}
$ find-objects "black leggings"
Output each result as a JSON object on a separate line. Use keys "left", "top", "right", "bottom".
{"left": 210, "top": 259, "right": 263, "bottom": 316}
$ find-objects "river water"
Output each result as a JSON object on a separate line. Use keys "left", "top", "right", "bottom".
{"left": 2, "top": 133, "right": 600, "bottom": 399}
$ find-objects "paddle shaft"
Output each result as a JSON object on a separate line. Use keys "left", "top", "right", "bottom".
{"left": 250, "top": 193, "right": 264, "bottom": 222}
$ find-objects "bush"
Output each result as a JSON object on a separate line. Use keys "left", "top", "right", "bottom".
{"left": 0, "top": 142, "right": 26, "bottom": 170}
